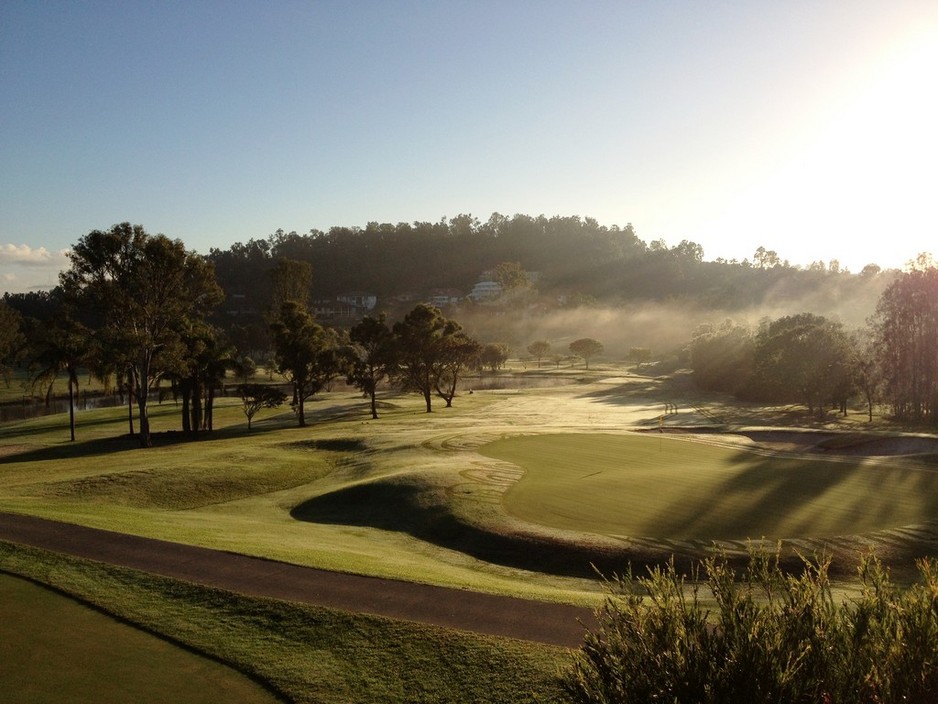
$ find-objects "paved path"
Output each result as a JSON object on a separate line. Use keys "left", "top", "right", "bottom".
{"left": 0, "top": 511, "right": 595, "bottom": 648}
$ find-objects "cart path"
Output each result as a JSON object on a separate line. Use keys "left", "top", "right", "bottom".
{"left": 0, "top": 511, "right": 595, "bottom": 648}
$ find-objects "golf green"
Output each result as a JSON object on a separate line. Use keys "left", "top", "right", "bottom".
{"left": 480, "top": 433, "right": 938, "bottom": 540}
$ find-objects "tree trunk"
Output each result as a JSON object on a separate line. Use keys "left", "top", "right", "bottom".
{"left": 137, "top": 355, "right": 152, "bottom": 448}
{"left": 297, "top": 383, "right": 306, "bottom": 427}
{"left": 190, "top": 381, "right": 202, "bottom": 437}
{"left": 127, "top": 386, "right": 135, "bottom": 436}
{"left": 137, "top": 395, "right": 151, "bottom": 447}
{"left": 67, "top": 376, "right": 76, "bottom": 442}
{"left": 423, "top": 387, "right": 432, "bottom": 412}
{"left": 181, "top": 386, "right": 191, "bottom": 434}
{"left": 369, "top": 390, "right": 378, "bottom": 419}
{"left": 206, "top": 386, "right": 215, "bottom": 431}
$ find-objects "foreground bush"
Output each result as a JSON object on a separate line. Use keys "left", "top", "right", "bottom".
{"left": 563, "top": 550, "right": 938, "bottom": 704}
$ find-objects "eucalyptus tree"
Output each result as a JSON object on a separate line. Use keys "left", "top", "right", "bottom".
{"left": 871, "top": 260, "right": 938, "bottom": 421}
{"left": 60, "top": 223, "right": 223, "bottom": 447}
{"left": 478, "top": 342, "right": 509, "bottom": 373}
{"left": 526, "top": 340, "right": 550, "bottom": 368}
{"left": 569, "top": 338, "right": 603, "bottom": 369}
{"left": 392, "top": 304, "right": 477, "bottom": 412}
{"left": 434, "top": 331, "right": 481, "bottom": 407}
{"left": 747, "top": 313, "right": 852, "bottom": 420}
{"left": 238, "top": 383, "right": 287, "bottom": 430}
{"left": 270, "top": 301, "right": 347, "bottom": 427}
{"left": 0, "top": 300, "right": 24, "bottom": 386}
{"left": 25, "top": 310, "right": 90, "bottom": 441}
{"left": 167, "top": 322, "right": 233, "bottom": 435}
{"left": 347, "top": 313, "right": 398, "bottom": 419}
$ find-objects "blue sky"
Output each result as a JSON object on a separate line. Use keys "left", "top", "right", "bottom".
{"left": 2, "top": 1, "right": 936, "bottom": 292}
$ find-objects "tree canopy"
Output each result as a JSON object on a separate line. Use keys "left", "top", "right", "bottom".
{"left": 393, "top": 304, "right": 478, "bottom": 412}
{"left": 347, "top": 313, "right": 398, "bottom": 419}
{"left": 270, "top": 300, "right": 347, "bottom": 427}
{"left": 569, "top": 338, "right": 604, "bottom": 369}
{"left": 60, "top": 224, "right": 223, "bottom": 446}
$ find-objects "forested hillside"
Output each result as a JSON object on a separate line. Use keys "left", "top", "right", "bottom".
{"left": 208, "top": 213, "right": 892, "bottom": 308}
{"left": 3, "top": 213, "right": 898, "bottom": 361}
{"left": 199, "top": 213, "right": 894, "bottom": 354}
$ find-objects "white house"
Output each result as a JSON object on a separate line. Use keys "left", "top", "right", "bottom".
{"left": 336, "top": 292, "right": 377, "bottom": 310}
{"left": 468, "top": 280, "right": 501, "bottom": 301}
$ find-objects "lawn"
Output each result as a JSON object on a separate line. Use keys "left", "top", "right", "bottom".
{"left": 0, "top": 541, "right": 568, "bottom": 704}
{"left": 482, "top": 432, "right": 938, "bottom": 540}
{"left": 2, "top": 367, "right": 938, "bottom": 701}
{"left": 0, "top": 572, "right": 280, "bottom": 704}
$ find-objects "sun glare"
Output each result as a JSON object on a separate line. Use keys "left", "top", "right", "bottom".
{"left": 707, "top": 25, "right": 938, "bottom": 270}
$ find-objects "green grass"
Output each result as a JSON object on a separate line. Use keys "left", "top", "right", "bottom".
{"left": 0, "top": 541, "right": 568, "bottom": 704}
{"left": 0, "top": 389, "right": 602, "bottom": 603}
{"left": 3, "top": 367, "right": 938, "bottom": 700}
{"left": 0, "top": 572, "right": 280, "bottom": 704}
{"left": 481, "top": 433, "right": 938, "bottom": 540}
{"left": 2, "top": 371, "right": 938, "bottom": 596}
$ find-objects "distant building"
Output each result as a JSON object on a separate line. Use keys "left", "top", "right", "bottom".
{"left": 336, "top": 292, "right": 377, "bottom": 310}
{"left": 312, "top": 292, "right": 377, "bottom": 322}
{"left": 468, "top": 280, "right": 501, "bottom": 301}
{"left": 427, "top": 288, "right": 463, "bottom": 307}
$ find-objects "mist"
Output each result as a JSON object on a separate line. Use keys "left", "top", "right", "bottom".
{"left": 458, "top": 270, "right": 892, "bottom": 362}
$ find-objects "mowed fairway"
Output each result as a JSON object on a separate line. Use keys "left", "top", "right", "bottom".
{"left": 481, "top": 433, "right": 938, "bottom": 540}
{"left": 0, "top": 574, "right": 279, "bottom": 704}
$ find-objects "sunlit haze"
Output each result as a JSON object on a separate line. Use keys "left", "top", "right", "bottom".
{"left": 1, "top": 1, "right": 936, "bottom": 292}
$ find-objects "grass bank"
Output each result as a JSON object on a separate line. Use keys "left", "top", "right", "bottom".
{"left": 0, "top": 541, "right": 569, "bottom": 704}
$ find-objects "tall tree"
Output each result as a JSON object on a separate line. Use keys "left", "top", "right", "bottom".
{"left": 569, "top": 338, "right": 604, "bottom": 369}
{"left": 690, "top": 320, "right": 754, "bottom": 393}
{"left": 60, "top": 223, "right": 223, "bottom": 447}
{"left": 25, "top": 310, "right": 90, "bottom": 441}
{"left": 434, "top": 332, "right": 481, "bottom": 407}
{"left": 393, "top": 304, "right": 467, "bottom": 412}
{"left": 479, "top": 342, "right": 509, "bottom": 373}
{"left": 269, "top": 257, "right": 313, "bottom": 311}
{"left": 270, "top": 301, "right": 346, "bottom": 427}
{"left": 871, "top": 263, "right": 938, "bottom": 422}
{"left": 746, "top": 313, "right": 852, "bottom": 419}
{"left": 850, "top": 328, "right": 880, "bottom": 422}
{"left": 167, "top": 322, "right": 233, "bottom": 435}
{"left": 0, "top": 300, "right": 24, "bottom": 386}
{"left": 527, "top": 340, "right": 551, "bottom": 368}
{"left": 347, "top": 313, "right": 398, "bottom": 419}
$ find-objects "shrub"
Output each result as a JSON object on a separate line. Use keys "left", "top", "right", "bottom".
{"left": 562, "top": 549, "right": 938, "bottom": 703}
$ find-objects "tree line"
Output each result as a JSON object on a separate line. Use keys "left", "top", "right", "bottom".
{"left": 197, "top": 213, "right": 892, "bottom": 355}
{"left": 1, "top": 220, "right": 934, "bottom": 437}
{"left": 0, "top": 224, "right": 500, "bottom": 446}
{"left": 688, "top": 255, "right": 938, "bottom": 423}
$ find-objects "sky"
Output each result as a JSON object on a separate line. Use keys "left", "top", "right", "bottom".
{"left": 1, "top": 1, "right": 936, "bottom": 293}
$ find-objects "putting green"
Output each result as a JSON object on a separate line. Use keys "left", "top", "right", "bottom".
{"left": 480, "top": 433, "right": 938, "bottom": 540}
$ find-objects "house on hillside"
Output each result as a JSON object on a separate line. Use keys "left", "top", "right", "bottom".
{"left": 427, "top": 288, "right": 463, "bottom": 308}
{"left": 309, "top": 291, "right": 378, "bottom": 322}
{"left": 468, "top": 280, "right": 501, "bottom": 301}
{"left": 336, "top": 291, "right": 377, "bottom": 311}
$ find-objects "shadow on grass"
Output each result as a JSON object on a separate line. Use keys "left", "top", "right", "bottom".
{"left": 292, "top": 436, "right": 938, "bottom": 579}
{"left": 646, "top": 446, "right": 938, "bottom": 573}
{"left": 290, "top": 481, "right": 694, "bottom": 579}
{"left": 0, "top": 422, "right": 295, "bottom": 465}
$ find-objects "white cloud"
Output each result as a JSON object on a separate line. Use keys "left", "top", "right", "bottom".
{"left": 0, "top": 243, "right": 70, "bottom": 267}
